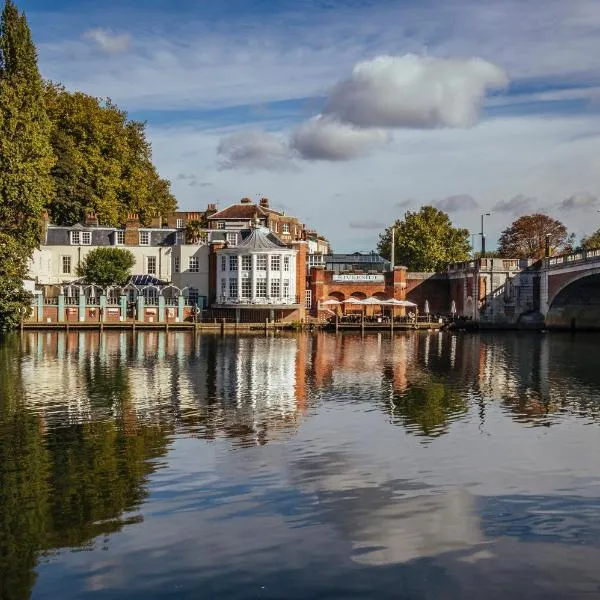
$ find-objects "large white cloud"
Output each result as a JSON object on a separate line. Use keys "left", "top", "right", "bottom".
{"left": 292, "top": 117, "right": 389, "bottom": 161}
{"left": 217, "top": 130, "right": 293, "bottom": 171}
{"left": 324, "top": 54, "right": 508, "bottom": 129}
{"left": 82, "top": 29, "right": 131, "bottom": 54}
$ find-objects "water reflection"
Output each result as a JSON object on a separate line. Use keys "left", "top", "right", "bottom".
{"left": 1, "top": 330, "right": 600, "bottom": 599}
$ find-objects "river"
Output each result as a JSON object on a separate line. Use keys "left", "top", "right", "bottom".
{"left": 1, "top": 330, "right": 600, "bottom": 599}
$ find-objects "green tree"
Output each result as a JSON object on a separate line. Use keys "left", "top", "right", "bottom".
{"left": 44, "top": 83, "right": 177, "bottom": 227}
{"left": 184, "top": 219, "right": 205, "bottom": 243}
{"left": 581, "top": 228, "right": 600, "bottom": 251}
{"left": 0, "top": 0, "right": 55, "bottom": 251}
{"left": 378, "top": 206, "right": 470, "bottom": 271}
{"left": 498, "top": 213, "right": 573, "bottom": 259}
{"left": 0, "top": 233, "right": 32, "bottom": 332}
{"left": 77, "top": 247, "right": 135, "bottom": 288}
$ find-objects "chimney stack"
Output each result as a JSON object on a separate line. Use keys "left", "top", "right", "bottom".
{"left": 240, "top": 197, "right": 252, "bottom": 204}
{"left": 85, "top": 212, "right": 99, "bottom": 227}
{"left": 259, "top": 197, "right": 269, "bottom": 209}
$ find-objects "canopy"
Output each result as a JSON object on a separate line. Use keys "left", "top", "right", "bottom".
{"left": 381, "top": 298, "right": 417, "bottom": 307}
{"left": 362, "top": 297, "right": 383, "bottom": 305}
{"left": 321, "top": 299, "right": 341, "bottom": 306}
{"left": 344, "top": 298, "right": 364, "bottom": 304}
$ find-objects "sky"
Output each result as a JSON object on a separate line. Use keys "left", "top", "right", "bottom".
{"left": 20, "top": 0, "right": 600, "bottom": 251}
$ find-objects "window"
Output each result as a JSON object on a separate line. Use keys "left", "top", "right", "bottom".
{"left": 229, "top": 278, "right": 238, "bottom": 298}
{"left": 270, "top": 255, "right": 281, "bottom": 270}
{"left": 176, "top": 218, "right": 184, "bottom": 229}
{"left": 305, "top": 289, "right": 312, "bottom": 309}
{"left": 282, "top": 223, "right": 290, "bottom": 234}
{"left": 256, "top": 254, "right": 267, "bottom": 270}
{"left": 241, "top": 255, "right": 251, "bottom": 271}
{"left": 115, "top": 230, "right": 125, "bottom": 245}
{"left": 139, "top": 231, "right": 150, "bottom": 246}
{"left": 189, "top": 288, "right": 199, "bottom": 305}
{"left": 256, "top": 280, "right": 267, "bottom": 297}
{"left": 283, "top": 280, "right": 290, "bottom": 298}
{"left": 284, "top": 256, "right": 290, "bottom": 271}
{"left": 270, "top": 280, "right": 280, "bottom": 297}
{"left": 70, "top": 231, "right": 80, "bottom": 245}
{"left": 81, "top": 231, "right": 92, "bottom": 245}
{"left": 226, "top": 232, "right": 238, "bottom": 246}
{"left": 199, "top": 231, "right": 209, "bottom": 244}
{"left": 147, "top": 256, "right": 157, "bottom": 275}
{"left": 221, "top": 278, "right": 227, "bottom": 296}
{"left": 229, "top": 255, "right": 237, "bottom": 271}
{"left": 217, "top": 221, "right": 225, "bottom": 230}
{"left": 174, "top": 257, "right": 180, "bottom": 273}
{"left": 221, "top": 256, "right": 227, "bottom": 272}
{"left": 61, "top": 256, "right": 71, "bottom": 275}
{"left": 241, "top": 279, "right": 251, "bottom": 298}
{"left": 189, "top": 256, "right": 199, "bottom": 273}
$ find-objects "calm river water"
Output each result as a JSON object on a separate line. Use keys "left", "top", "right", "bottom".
{"left": 1, "top": 330, "right": 600, "bottom": 599}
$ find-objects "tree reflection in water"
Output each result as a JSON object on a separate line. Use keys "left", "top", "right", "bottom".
{"left": 0, "top": 334, "right": 171, "bottom": 600}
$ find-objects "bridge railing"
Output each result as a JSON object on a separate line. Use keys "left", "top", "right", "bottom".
{"left": 546, "top": 248, "right": 600, "bottom": 267}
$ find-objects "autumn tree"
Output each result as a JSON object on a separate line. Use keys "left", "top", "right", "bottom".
{"left": 44, "top": 83, "right": 177, "bottom": 227}
{"left": 0, "top": 0, "right": 55, "bottom": 250}
{"left": 378, "top": 206, "right": 470, "bottom": 272}
{"left": 77, "top": 247, "right": 135, "bottom": 288}
{"left": 497, "top": 214, "right": 573, "bottom": 259}
{"left": 581, "top": 228, "right": 600, "bottom": 251}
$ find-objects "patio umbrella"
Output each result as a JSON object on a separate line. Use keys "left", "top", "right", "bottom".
{"left": 321, "top": 299, "right": 341, "bottom": 305}
{"left": 362, "top": 297, "right": 383, "bottom": 305}
{"left": 343, "top": 298, "right": 364, "bottom": 304}
{"left": 451, "top": 300, "right": 457, "bottom": 315}
{"left": 383, "top": 299, "right": 417, "bottom": 307}
{"left": 424, "top": 299, "right": 430, "bottom": 314}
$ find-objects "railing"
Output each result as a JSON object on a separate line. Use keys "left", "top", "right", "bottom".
{"left": 546, "top": 248, "right": 600, "bottom": 268}
{"left": 217, "top": 295, "right": 300, "bottom": 305}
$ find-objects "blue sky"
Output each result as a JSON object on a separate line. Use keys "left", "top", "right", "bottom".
{"left": 19, "top": 0, "right": 600, "bottom": 251}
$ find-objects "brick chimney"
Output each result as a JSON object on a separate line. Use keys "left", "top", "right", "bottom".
{"left": 259, "top": 197, "right": 269, "bottom": 209}
{"left": 240, "top": 197, "right": 252, "bottom": 204}
{"left": 124, "top": 213, "right": 140, "bottom": 246}
{"left": 85, "top": 212, "right": 99, "bottom": 227}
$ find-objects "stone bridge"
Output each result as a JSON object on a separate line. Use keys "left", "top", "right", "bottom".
{"left": 540, "top": 249, "right": 600, "bottom": 329}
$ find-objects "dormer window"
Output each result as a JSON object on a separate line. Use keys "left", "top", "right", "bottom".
{"left": 282, "top": 223, "right": 290, "bottom": 234}
{"left": 217, "top": 221, "right": 225, "bottom": 230}
{"left": 70, "top": 230, "right": 92, "bottom": 245}
{"left": 139, "top": 231, "right": 150, "bottom": 246}
{"left": 114, "top": 231, "right": 125, "bottom": 245}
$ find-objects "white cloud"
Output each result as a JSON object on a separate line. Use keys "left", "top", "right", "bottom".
{"left": 324, "top": 54, "right": 508, "bottom": 129}
{"left": 433, "top": 194, "right": 480, "bottom": 213}
{"left": 492, "top": 194, "right": 538, "bottom": 217}
{"left": 216, "top": 130, "right": 293, "bottom": 171}
{"left": 559, "top": 191, "right": 598, "bottom": 210}
{"left": 292, "top": 117, "right": 389, "bottom": 161}
{"left": 82, "top": 28, "right": 131, "bottom": 54}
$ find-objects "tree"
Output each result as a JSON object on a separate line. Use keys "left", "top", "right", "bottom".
{"left": 43, "top": 83, "right": 177, "bottom": 227}
{"left": 0, "top": 0, "right": 55, "bottom": 251}
{"left": 497, "top": 214, "right": 573, "bottom": 259}
{"left": 581, "top": 228, "right": 600, "bottom": 251}
{"left": 378, "top": 206, "right": 470, "bottom": 272}
{"left": 184, "top": 219, "right": 205, "bottom": 244}
{"left": 0, "top": 233, "right": 32, "bottom": 332}
{"left": 77, "top": 247, "right": 135, "bottom": 288}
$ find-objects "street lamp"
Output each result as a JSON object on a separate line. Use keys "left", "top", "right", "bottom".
{"left": 481, "top": 213, "right": 491, "bottom": 257}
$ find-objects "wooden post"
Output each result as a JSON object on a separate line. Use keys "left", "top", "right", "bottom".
{"left": 335, "top": 313, "right": 339, "bottom": 333}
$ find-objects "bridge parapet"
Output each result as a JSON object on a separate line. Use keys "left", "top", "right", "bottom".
{"left": 545, "top": 249, "right": 600, "bottom": 269}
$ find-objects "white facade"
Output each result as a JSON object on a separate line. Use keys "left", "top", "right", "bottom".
{"left": 215, "top": 227, "right": 298, "bottom": 305}
{"left": 170, "top": 245, "right": 211, "bottom": 306}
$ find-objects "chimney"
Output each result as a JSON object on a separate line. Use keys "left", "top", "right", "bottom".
{"left": 240, "top": 197, "right": 252, "bottom": 204}
{"left": 259, "top": 197, "right": 269, "bottom": 209}
{"left": 85, "top": 212, "right": 99, "bottom": 227}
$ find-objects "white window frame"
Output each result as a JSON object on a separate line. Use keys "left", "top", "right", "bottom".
{"left": 229, "top": 278, "right": 238, "bottom": 298}
{"left": 241, "top": 279, "right": 252, "bottom": 298}
{"left": 270, "top": 255, "right": 281, "bottom": 271}
{"left": 115, "top": 230, "right": 125, "bottom": 245}
{"left": 189, "top": 256, "right": 199, "bottom": 273}
{"left": 241, "top": 255, "right": 251, "bottom": 271}
{"left": 282, "top": 223, "right": 290, "bottom": 234}
{"left": 176, "top": 218, "right": 184, "bottom": 229}
{"left": 70, "top": 231, "right": 80, "bottom": 245}
{"left": 256, "top": 254, "right": 267, "bottom": 270}
{"left": 305, "top": 289, "right": 312, "bottom": 309}
{"left": 221, "top": 256, "right": 227, "bottom": 272}
{"left": 139, "top": 231, "right": 150, "bottom": 246}
{"left": 270, "top": 280, "right": 280, "bottom": 297}
{"left": 81, "top": 231, "right": 92, "bottom": 245}
{"left": 61, "top": 256, "right": 72, "bottom": 275}
{"left": 217, "top": 221, "right": 225, "bottom": 230}
{"left": 226, "top": 232, "right": 238, "bottom": 246}
{"left": 229, "top": 255, "right": 237, "bottom": 271}
{"left": 284, "top": 256, "right": 290, "bottom": 272}
{"left": 174, "top": 257, "right": 180, "bottom": 273}
{"left": 256, "top": 279, "right": 267, "bottom": 298}
{"left": 147, "top": 256, "right": 157, "bottom": 275}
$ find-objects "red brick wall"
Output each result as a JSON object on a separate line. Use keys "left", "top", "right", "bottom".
{"left": 406, "top": 274, "right": 449, "bottom": 313}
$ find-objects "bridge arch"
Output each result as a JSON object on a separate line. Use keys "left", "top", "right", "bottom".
{"left": 546, "top": 270, "right": 600, "bottom": 330}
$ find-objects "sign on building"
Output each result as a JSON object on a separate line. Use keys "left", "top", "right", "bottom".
{"left": 332, "top": 274, "right": 385, "bottom": 283}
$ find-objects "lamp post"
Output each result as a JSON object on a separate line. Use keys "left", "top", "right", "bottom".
{"left": 481, "top": 213, "right": 491, "bottom": 257}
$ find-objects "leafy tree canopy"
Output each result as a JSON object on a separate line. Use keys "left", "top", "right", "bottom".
{"left": 76, "top": 247, "right": 135, "bottom": 288}
{"left": 0, "top": 0, "right": 55, "bottom": 251}
{"left": 184, "top": 219, "right": 206, "bottom": 244}
{"left": 377, "top": 205, "right": 471, "bottom": 272}
{"left": 581, "top": 228, "right": 600, "bottom": 251}
{"left": 44, "top": 83, "right": 177, "bottom": 227}
{"left": 0, "top": 232, "right": 32, "bottom": 332}
{"left": 497, "top": 213, "right": 573, "bottom": 259}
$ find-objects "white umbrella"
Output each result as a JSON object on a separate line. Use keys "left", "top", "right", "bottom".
{"left": 321, "top": 299, "right": 341, "bottom": 305}
{"left": 451, "top": 300, "right": 457, "bottom": 314}
{"left": 344, "top": 297, "right": 364, "bottom": 304}
{"left": 424, "top": 299, "right": 430, "bottom": 314}
{"left": 362, "top": 297, "right": 383, "bottom": 305}
{"left": 383, "top": 299, "right": 417, "bottom": 307}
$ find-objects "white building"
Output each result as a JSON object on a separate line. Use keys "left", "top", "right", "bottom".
{"left": 215, "top": 226, "right": 298, "bottom": 306}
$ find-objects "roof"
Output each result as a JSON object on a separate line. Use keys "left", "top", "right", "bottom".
{"left": 128, "top": 275, "right": 166, "bottom": 286}
{"left": 208, "top": 203, "right": 267, "bottom": 220}
{"left": 236, "top": 227, "right": 287, "bottom": 250}
{"left": 326, "top": 252, "right": 390, "bottom": 264}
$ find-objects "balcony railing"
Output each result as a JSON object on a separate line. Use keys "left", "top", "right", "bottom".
{"left": 217, "top": 295, "right": 300, "bottom": 305}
